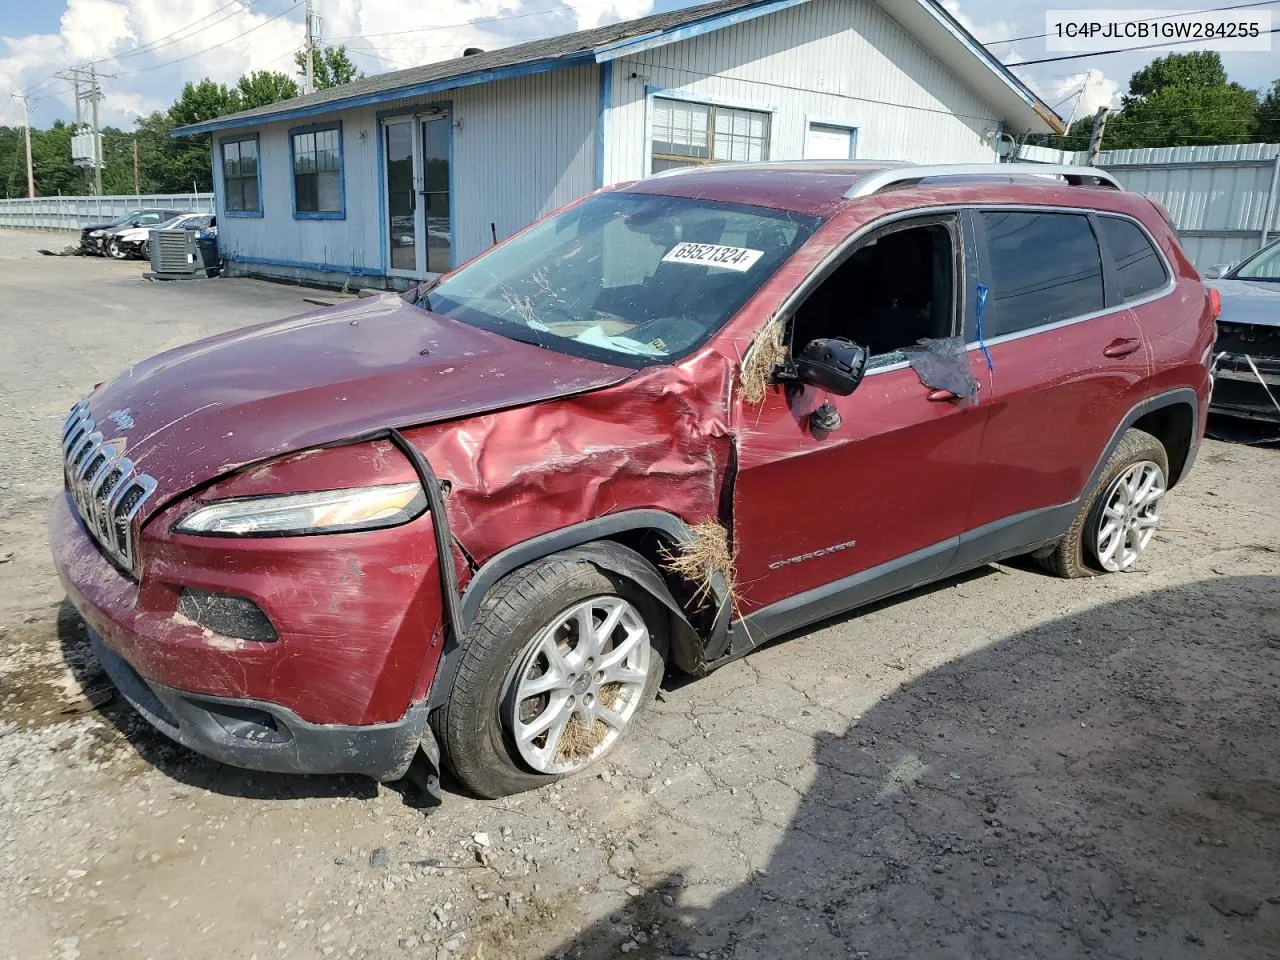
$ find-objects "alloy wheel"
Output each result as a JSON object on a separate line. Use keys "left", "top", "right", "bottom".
{"left": 505, "top": 595, "right": 650, "bottom": 775}
{"left": 1094, "top": 460, "right": 1166, "bottom": 572}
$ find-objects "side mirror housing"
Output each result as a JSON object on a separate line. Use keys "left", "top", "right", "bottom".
{"left": 1203, "top": 263, "right": 1232, "bottom": 280}
{"left": 793, "top": 337, "right": 868, "bottom": 396}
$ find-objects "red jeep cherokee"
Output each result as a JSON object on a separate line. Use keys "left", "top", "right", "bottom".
{"left": 50, "top": 162, "right": 1215, "bottom": 800}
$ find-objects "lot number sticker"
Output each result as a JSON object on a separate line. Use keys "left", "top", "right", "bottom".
{"left": 661, "top": 242, "right": 764, "bottom": 272}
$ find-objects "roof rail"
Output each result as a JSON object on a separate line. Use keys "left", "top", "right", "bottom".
{"left": 844, "top": 163, "right": 1122, "bottom": 199}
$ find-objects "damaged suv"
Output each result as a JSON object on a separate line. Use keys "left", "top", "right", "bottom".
{"left": 51, "top": 162, "right": 1215, "bottom": 800}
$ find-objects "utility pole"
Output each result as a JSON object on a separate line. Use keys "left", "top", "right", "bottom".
{"left": 17, "top": 94, "right": 35, "bottom": 198}
{"left": 304, "top": 0, "right": 315, "bottom": 95}
{"left": 1088, "top": 106, "right": 1110, "bottom": 167}
{"left": 89, "top": 63, "right": 102, "bottom": 195}
{"left": 132, "top": 136, "right": 140, "bottom": 195}
{"left": 1064, "top": 73, "right": 1089, "bottom": 138}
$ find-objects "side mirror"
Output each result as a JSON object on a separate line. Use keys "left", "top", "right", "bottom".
{"left": 794, "top": 337, "right": 868, "bottom": 396}
{"left": 1203, "top": 263, "right": 1232, "bottom": 279}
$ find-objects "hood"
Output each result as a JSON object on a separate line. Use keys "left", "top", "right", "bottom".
{"left": 80, "top": 294, "right": 632, "bottom": 513}
{"left": 1208, "top": 278, "right": 1280, "bottom": 328}
{"left": 116, "top": 226, "right": 152, "bottom": 241}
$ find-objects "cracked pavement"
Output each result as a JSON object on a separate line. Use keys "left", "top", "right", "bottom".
{"left": 1, "top": 231, "right": 1278, "bottom": 960}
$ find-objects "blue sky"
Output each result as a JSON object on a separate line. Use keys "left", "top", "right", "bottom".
{"left": 1, "top": 0, "right": 1275, "bottom": 131}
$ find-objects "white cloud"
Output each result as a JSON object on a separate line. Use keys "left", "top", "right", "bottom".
{"left": 3, "top": 0, "right": 656, "bottom": 128}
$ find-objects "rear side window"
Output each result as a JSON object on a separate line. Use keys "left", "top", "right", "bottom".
{"left": 977, "top": 211, "right": 1104, "bottom": 337}
{"left": 1098, "top": 216, "right": 1168, "bottom": 301}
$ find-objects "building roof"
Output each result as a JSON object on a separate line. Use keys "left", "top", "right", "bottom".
{"left": 173, "top": 0, "right": 1063, "bottom": 137}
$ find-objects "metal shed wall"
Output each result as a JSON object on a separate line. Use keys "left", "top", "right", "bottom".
{"left": 214, "top": 65, "right": 599, "bottom": 284}
{"left": 604, "top": 0, "right": 1002, "bottom": 183}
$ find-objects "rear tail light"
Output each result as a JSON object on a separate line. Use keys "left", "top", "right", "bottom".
{"left": 1208, "top": 288, "right": 1222, "bottom": 319}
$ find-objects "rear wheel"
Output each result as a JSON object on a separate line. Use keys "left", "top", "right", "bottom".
{"left": 1037, "top": 428, "right": 1169, "bottom": 578}
{"left": 432, "top": 547, "right": 667, "bottom": 799}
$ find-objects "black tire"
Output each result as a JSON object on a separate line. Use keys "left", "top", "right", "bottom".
{"left": 1036, "top": 428, "right": 1169, "bottom": 578}
{"left": 432, "top": 546, "right": 668, "bottom": 799}
{"left": 105, "top": 238, "right": 127, "bottom": 260}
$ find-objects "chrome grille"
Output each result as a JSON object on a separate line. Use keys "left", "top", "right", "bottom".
{"left": 62, "top": 399, "right": 157, "bottom": 575}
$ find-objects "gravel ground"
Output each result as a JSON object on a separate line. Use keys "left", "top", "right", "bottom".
{"left": 1, "top": 229, "right": 1278, "bottom": 960}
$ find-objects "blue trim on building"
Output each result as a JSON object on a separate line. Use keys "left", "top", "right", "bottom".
{"left": 594, "top": 0, "right": 810, "bottom": 62}
{"left": 229, "top": 254, "right": 384, "bottom": 277}
{"left": 217, "top": 132, "right": 265, "bottom": 218}
{"left": 595, "top": 61, "right": 612, "bottom": 189}
{"left": 288, "top": 120, "right": 346, "bottom": 220}
{"left": 173, "top": 54, "right": 596, "bottom": 137}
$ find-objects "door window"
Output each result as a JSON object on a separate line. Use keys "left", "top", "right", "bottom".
{"left": 422, "top": 117, "right": 451, "bottom": 274}
{"left": 791, "top": 220, "right": 958, "bottom": 366}
{"left": 976, "top": 211, "right": 1104, "bottom": 337}
{"left": 385, "top": 122, "right": 416, "bottom": 272}
{"left": 1097, "top": 216, "right": 1168, "bottom": 301}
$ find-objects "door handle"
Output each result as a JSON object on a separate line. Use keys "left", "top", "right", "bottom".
{"left": 927, "top": 388, "right": 959, "bottom": 402}
{"left": 1103, "top": 337, "right": 1141, "bottom": 358}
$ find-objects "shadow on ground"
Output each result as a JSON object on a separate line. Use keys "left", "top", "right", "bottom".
{"left": 550, "top": 574, "right": 1280, "bottom": 960}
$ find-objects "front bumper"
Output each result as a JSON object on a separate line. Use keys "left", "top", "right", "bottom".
{"left": 49, "top": 489, "right": 447, "bottom": 781}
{"left": 1211, "top": 354, "right": 1280, "bottom": 421}
{"left": 89, "top": 628, "right": 431, "bottom": 781}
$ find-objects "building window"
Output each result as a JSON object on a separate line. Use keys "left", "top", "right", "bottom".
{"left": 651, "top": 97, "right": 770, "bottom": 172}
{"left": 291, "top": 124, "right": 343, "bottom": 217}
{"left": 221, "top": 136, "right": 260, "bottom": 215}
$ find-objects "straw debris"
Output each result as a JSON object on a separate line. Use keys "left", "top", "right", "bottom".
{"left": 660, "top": 521, "right": 737, "bottom": 610}
{"left": 739, "top": 316, "right": 788, "bottom": 405}
{"left": 557, "top": 713, "right": 608, "bottom": 764}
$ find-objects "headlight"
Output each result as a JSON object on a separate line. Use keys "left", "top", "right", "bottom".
{"left": 173, "top": 483, "right": 426, "bottom": 537}
{"left": 89, "top": 230, "right": 105, "bottom": 237}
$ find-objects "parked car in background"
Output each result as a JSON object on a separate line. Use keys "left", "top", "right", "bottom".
{"left": 97, "top": 213, "right": 213, "bottom": 261}
{"left": 81, "top": 209, "right": 190, "bottom": 256}
{"left": 50, "top": 162, "right": 1214, "bottom": 802}
{"left": 1206, "top": 238, "right": 1280, "bottom": 422}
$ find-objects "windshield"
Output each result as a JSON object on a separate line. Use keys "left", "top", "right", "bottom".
{"left": 418, "top": 191, "right": 821, "bottom": 366}
{"left": 1233, "top": 240, "right": 1280, "bottom": 280}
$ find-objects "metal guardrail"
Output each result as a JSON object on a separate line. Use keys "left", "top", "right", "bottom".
{"left": 0, "top": 193, "right": 216, "bottom": 232}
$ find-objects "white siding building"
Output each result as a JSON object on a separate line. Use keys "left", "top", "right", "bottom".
{"left": 176, "top": 0, "right": 1062, "bottom": 289}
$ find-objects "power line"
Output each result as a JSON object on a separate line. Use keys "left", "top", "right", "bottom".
{"left": 23, "top": 0, "right": 263, "bottom": 97}
{"left": 114, "top": 1, "right": 303, "bottom": 77}
{"left": 325, "top": 0, "right": 626, "bottom": 42}
{"left": 983, "top": 0, "right": 1280, "bottom": 47}
{"left": 1007, "top": 26, "right": 1280, "bottom": 66}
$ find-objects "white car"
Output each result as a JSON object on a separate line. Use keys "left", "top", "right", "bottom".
{"left": 104, "top": 213, "right": 210, "bottom": 260}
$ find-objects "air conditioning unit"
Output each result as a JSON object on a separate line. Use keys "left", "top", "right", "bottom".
{"left": 145, "top": 226, "right": 221, "bottom": 279}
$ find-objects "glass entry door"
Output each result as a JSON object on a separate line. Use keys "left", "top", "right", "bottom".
{"left": 383, "top": 112, "right": 452, "bottom": 278}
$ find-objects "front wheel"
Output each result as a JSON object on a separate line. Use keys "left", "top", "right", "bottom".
{"left": 105, "top": 238, "right": 128, "bottom": 260}
{"left": 1037, "top": 428, "right": 1169, "bottom": 578}
{"left": 432, "top": 547, "right": 667, "bottom": 799}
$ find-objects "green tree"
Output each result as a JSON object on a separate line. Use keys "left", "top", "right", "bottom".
{"left": 294, "top": 45, "right": 364, "bottom": 90}
{"left": 1257, "top": 80, "right": 1280, "bottom": 143}
{"left": 1105, "top": 52, "right": 1259, "bottom": 149}
{"left": 162, "top": 79, "right": 243, "bottom": 191}
{"left": 237, "top": 69, "right": 299, "bottom": 109}
{"left": 1126, "top": 50, "right": 1232, "bottom": 99}
{"left": 30, "top": 120, "right": 81, "bottom": 196}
